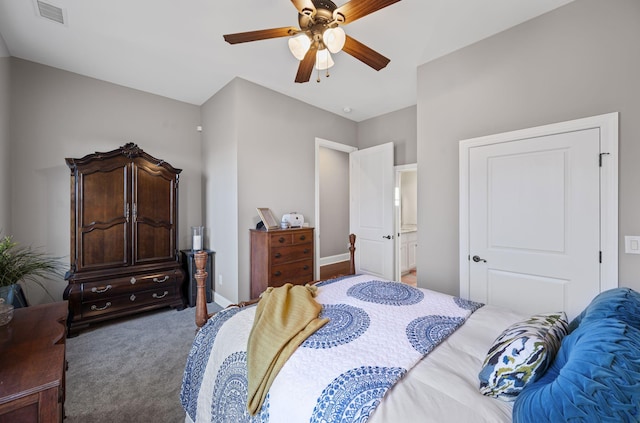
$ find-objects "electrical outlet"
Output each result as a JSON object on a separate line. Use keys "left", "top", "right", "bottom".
{"left": 218, "top": 274, "right": 223, "bottom": 285}
{"left": 625, "top": 236, "right": 640, "bottom": 254}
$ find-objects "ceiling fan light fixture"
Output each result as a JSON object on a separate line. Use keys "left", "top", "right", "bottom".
{"left": 315, "top": 49, "right": 334, "bottom": 70}
{"left": 323, "top": 27, "right": 346, "bottom": 54}
{"left": 288, "top": 34, "right": 311, "bottom": 60}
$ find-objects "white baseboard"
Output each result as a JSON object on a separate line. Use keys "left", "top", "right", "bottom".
{"left": 319, "top": 253, "right": 350, "bottom": 267}
{"left": 213, "top": 292, "right": 233, "bottom": 309}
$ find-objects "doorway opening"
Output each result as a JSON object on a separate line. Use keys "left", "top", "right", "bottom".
{"left": 395, "top": 164, "right": 417, "bottom": 286}
{"left": 315, "top": 138, "right": 356, "bottom": 280}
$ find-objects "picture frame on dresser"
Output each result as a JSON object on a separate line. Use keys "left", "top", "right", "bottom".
{"left": 256, "top": 207, "right": 279, "bottom": 230}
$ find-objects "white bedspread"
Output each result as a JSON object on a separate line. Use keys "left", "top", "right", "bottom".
{"left": 181, "top": 274, "right": 502, "bottom": 423}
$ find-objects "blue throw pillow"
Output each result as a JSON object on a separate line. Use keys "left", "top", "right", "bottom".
{"left": 513, "top": 318, "right": 640, "bottom": 422}
{"left": 478, "top": 312, "right": 568, "bottom": 401}
{"left": 569, "top": 288, "right": 640, "bottom": 332}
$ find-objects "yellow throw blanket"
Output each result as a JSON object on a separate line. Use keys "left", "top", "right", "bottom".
{"left": 246, "top": 283, "right": 329, "bottom": 415}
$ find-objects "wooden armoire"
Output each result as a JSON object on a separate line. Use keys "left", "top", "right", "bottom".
{"left": 64, "top": 143, "right": 185, "bottom": 335}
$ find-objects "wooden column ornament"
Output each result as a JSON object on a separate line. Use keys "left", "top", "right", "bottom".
{"left": 194, "top": 250, "right": 212, "bottom": 329}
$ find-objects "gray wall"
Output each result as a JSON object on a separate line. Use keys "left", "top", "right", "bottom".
{"left": 358, "top": 105, "right": 417, "bottom": 166}
{"left": 319, "top": 146, "right": 349, "bottom": 258}
{"left": 202, "top": 78, "right": 357, "bottom": 303}
{"left": 201, "top": 79, "right": 239, "bottom": 303}
{"left": 417, "top": 0, "right": 640, "bottom": 296}
{"left": 9, "top": 58, "right": 202, "bottom": 303}
{"left": 0, "top": 56, "right": 9, "bottom": 233}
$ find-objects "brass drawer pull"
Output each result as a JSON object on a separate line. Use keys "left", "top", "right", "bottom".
{"left": 91, "top": 284, "right": 112, "bottom": 294}
{"left": 91, "top": 302, "right": 112, "bottom": 311}
{"left": 130, "top": 277, "right": 137, "bottom": 284}
{"left": 153, "top": 291, "right": 169, "bottom": 299}
{"left": 153, "top": 276, "right": 169, "bottom": 283}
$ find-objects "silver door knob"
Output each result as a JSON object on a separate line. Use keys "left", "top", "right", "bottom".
{"left": 472, "top": 255, "right": 487, "bottom": 263}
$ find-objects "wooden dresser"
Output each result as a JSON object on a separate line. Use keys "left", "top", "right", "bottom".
{"left": 0, "top": 301, "right": 68, "bottom": 423}
{"left": 250, "top": 227, "right": 314, "bottom": 299}
{"left": 64, "top": 143, "right": 185, "bottom": 336}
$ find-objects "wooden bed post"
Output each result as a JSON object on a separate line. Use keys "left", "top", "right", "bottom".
{"left": 349, "top": 233, "right": 356, "bottom": 275}
{"left": 194, "top": 250, "right": 211, "bottom": 329}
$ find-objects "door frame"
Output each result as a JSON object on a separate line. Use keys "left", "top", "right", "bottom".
{"left": 459, "top": 112, "right": 618, "bottom": 299}
{"left": 314, "top": 137, "right": 357, "bottom": 279}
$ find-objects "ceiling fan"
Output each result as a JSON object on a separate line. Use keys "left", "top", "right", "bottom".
{"left": 223, "top": 0, "right": 402, "bottom": 83}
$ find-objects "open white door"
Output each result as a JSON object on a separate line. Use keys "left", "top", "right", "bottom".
{"left": 350, "top": 142, "right": 394, "bottom": 280}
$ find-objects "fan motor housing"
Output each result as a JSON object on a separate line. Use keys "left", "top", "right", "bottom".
{"left": 299, "top": 0, "right": 337, "bottom": 30}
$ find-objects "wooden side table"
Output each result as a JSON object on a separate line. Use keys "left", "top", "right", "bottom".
{"left": 0, "top": 301, "right": 68, "bottom": 423}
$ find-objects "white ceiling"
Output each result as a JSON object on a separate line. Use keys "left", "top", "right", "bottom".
{"left": 0, "top": 0, "right": 574, "bottom": 122}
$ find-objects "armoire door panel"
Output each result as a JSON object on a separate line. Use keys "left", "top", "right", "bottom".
{"left": 77, "top": 164, "right": 130, "bottom": 271}
{"left": 81, "top": 224, "right": 128, "bottom": 268}
{"left": 135, "top": 225, "right": 173, "bottom": 263}
{"left": 132, "top": 163, "right": 177, "bottom": 264}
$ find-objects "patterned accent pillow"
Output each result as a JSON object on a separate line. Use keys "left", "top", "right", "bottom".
{"left": 478, "top": 312, "right": 568, "bottom": 401}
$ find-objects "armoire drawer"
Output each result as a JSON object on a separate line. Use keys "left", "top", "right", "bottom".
{"left": 81, "top": 272, "right": 177, "bottom": 301}
{"left": 81, "top": 285, "right": 177, "bottom": 318}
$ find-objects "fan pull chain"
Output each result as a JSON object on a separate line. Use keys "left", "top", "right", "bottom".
{"left": 317, "top": 67, "right": 321, "bottom": 83}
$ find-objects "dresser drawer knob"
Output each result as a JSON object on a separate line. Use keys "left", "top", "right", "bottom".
{"left": 274, "top": 271, "right": 282, "bottom": 277}
{"left": 303, "top": 249, "right": 309, "bottom": 254}
{"left": 278, "top": 237, "right": 285, "bottom": 243}
{"left": 303, "top": 265, "right": 309, "bottom": 271}
{"left": 300, "top": 235, "right": 306, "bottom": 241}
{"left": 130, "top": 277, "right": 137, "bottom": 284}
{"left": 153, "top": 291, "right": 169, "bottom": 299}
{"left": 274, "top": 253, "right": 281, "bottom": 258}
{"left": 153, "top": 276, "right": 169, "bottom": 283}
{"left": 91, "top": 284, "right": 112, "bottom": 294}
{"left": 91, "top": 302, "right": 112, "bottom": 311}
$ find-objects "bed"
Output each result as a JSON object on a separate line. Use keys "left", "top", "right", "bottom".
{"left": 181, "top": 235, "right": 640, "bottom": 422}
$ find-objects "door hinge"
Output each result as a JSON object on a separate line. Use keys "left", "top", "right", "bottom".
{"left": 599, "top": 251, "right": 602, "bottom": 263}
{"left": 599, "top": 152, "right": 610, "bottom": 167}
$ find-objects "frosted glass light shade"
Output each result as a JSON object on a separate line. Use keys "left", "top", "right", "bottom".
{"left": 323, "top": 27, "right": 346, "bottom": 54}
{"left": 315, "top": 49, "right": 334, "bottom": 70}
{"left": 288, "top": 34, "right": 311, "bottom": 60}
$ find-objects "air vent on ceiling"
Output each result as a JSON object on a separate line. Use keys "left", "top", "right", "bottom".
{"left": 35, "top": 0, "right": 66, "bottom": 25}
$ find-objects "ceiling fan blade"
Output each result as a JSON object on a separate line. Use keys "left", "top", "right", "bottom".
{"left": 295, "top": 44, "right": 318, "bottom": 83}
{"left": 342, "top": 35, "right": 390, "bottom": 71}
{"left": 223, "top": 27, "right": 299, "bottom": 44}
{"left": 291, "top": 0, "right": 316, "bottom": 16}
{"left": 334, "top": 0, "right": 401, "bottom": 24}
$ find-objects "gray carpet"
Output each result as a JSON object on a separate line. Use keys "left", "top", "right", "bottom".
{"left": 65, "top": 303, "right": 222, "bottom": 423}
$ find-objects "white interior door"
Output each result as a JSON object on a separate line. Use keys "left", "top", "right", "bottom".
{"left": 350, "top": 142, "right": 394, "bottom": 280}
{"left": 460, "top": 113, "right": 619, "bottom": 320}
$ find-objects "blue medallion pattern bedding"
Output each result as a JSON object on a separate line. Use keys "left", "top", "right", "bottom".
{"left": 180, "top": 274, "right": 483, "bottom": 423}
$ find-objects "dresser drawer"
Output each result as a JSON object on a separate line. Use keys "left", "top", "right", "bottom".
{"left": 269, "top": 229, "right": 312, "bottom": 246}
{"left": 271, "top": 243, "right": 313, "bottom": 265}
{"left": 270, "top": 259, "right": 313, "bottom": 285}
{"left": 82, "top": 272, "right": 177, "bottom": 301}
{"left": 82, "top": 285, "right": 177, "bottom": 318}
